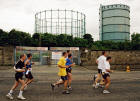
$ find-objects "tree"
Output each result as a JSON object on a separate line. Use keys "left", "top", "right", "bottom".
{"left": 56, "top": 34, "right": 68, "bottom": 46}
{"left": 131, "top": 33, "right": 140, "bottom": 50}
{"left": 41, "top": 33, "right": 57, "bottom": 47}
{"left": 32, "top": 33, "right": 40, "bottom": 46}
{"left": 8, "top": 29, "right": 32, "bottom": 46}
{"left": 73, "top": 37, "right": 88, "bottom": 47}
{"left": 83, "top": 34, "right": 94, "bottom": 47}
{"left": 8, "top": 29, "right": 23, "bottom": 46}
{"left": 0, "top": 29, "right": 9, "bottom": 45}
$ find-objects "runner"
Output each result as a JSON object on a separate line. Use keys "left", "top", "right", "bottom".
{"left": 102, "top": 56, "right": 113, "bottom": 94}
{"left": 66, "top": 54, "right": 75, "bottom": 90}
{"left": 93, "top": 51, "right": 107, "bottom": 88}
{"left": 6, "top": 54, "right": 26, "bottom": 100}
{"left": 67, "top": 50, "right": 71, "bottom": 56}
{"left": 51, "top": 52, "right": 70, "bottom": 94}
{"left": 24, "top": 53, "right": 34, "bottom": 90}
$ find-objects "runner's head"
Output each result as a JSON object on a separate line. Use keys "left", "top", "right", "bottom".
{"left": 107, "top": 56, "right": 112, "bottom": 62}
{"left": 20, "top": 54, "right": 26, "bottom": 60}
{"left": 67, "top": 50, "right": 71, "bottom": 55}
{"left": 102, "top": 51, "right": 107, "bottom": 57}
{"left": 27, "top": 53, "right": 32, "bottom": 59}
{"left": 68, "top": 54, "right": 72, "bottom": 59}
{"left": 62, "top": 52, "right": 67, "bottom": 58}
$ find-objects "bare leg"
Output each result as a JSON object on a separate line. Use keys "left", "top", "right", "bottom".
{"left": 11, "top": 81, "right": 19, "bottom": 91}
{"left": 25, "top": 79, "right": 29, "bottom": 84}
{"left": 68, "top": 73, "right": 72, "bottom": 87}
{"left": 17, "top": 79, "right": 26, "bottom": 99}
{"left": 104, "top": 77, "right": 111, "bottom": 90}
{"left": 64, "top": 80, "right": 68, "bottom": 90}
{"left": 54, "top": 80, "right": 64, "bottom": 85}
{"left": 94, "top": 74, "right": 101, "bottom": 84}
{"left": 8, "top": 81, "right": 19, "bottom": 95}
{"left": 25, "top": 78, "right": 33, "bottom": 85}
{"left": 18, "top": 79, "right": 25, "bottom": 91}
{"left": 6, "top": 81, "right": 19, "bottom": 100}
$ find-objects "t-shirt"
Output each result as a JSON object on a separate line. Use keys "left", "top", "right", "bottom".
{"left": 66, "top": 58, "right": 72, "bottom": 70}
{"left": 26, "top": 60, "right": 32, "bottom": 69}
{"left": 102, "top": 61, "right": 110, "bottom": 74}
{"left": 97, "top": 55, "right": 106, "bottom": 70}
{"left": 15, "top": 60, "right": 25, "bottom": 74}
{"left": 57, "top": 57, "right": 67, "bottom": 76}
{"left": 15, "top": 60, "right": 25, "bottom": 69}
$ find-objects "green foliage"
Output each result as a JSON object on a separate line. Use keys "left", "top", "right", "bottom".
{"left": 41, "top": 33, "right": 57, "bottom": 47}
{"left": 1, "top": 29, "right": 140, "bottom": 50}
{"left": 83, "top": 34, "right": 94, "bottom": 47}
{"left": 0, "top": 29, "right": 9, "bottom": 45}
{"left": 131, "top": 33, "right": 140, "bottom": 50}
{"left": 32, "top": 33, "right": 40, "bottom": 46}
{"left": 8, "top": 29, "right": 32, "bottom": 46}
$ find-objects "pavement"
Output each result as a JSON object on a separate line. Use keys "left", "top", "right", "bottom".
{"left": 0, "top": 65, "right": 140, "bottom": 101}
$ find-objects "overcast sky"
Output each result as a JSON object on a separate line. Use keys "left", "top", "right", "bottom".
{"left": 0, "top": 0, "right": 139, "bottom": 40}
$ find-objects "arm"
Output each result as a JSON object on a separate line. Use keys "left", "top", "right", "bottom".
{"left": 58, "top": 64, "right": 69, "bottom": 68}
{"left": 96, "top": 60, "right": 98, "bottom": 64}
{"left": 69, "top": 63, "right": 75, "bottom": 67}
{"left": 96, "top": 57, "right": 100, "bottom": 64}
{"left": 106, "top": 69, "right": 113, "bottom": 73}
{"left": 31, "top": 62, "right": 35, "bottom": 65}
{"left": 24, "top": 60, "right": 31, "bottom": 70}
{"left": 14, "top": 66, "right": 25, "bottom": 72}
{"left": 24, "top": 60, "right": 29, "bottom": 68}
{"left": 105, "top": 62, "right": 113, "bottom": 73}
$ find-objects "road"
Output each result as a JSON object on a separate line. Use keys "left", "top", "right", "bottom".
{"left": 0, "top": 65, "right": 140, "bottom": 101}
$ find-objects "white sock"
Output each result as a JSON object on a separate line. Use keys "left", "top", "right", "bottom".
{"left": 19, "top": 91, "right": 23, "bottom": 97}
{"left": 9, "top": 90, "right": 13, "bottom": 94}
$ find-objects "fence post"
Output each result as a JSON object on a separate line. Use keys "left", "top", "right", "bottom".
{"left": 40, "top": 51, "right": 43, "bottom": 65}
{"left": 14, "top": 47, "right": 16, "bottom": 64}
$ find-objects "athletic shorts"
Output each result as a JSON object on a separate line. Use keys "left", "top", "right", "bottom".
{"left": 102, "top": 73, "right": 110, "bottom": 79}
{"left": 15, "top": 73, "right": 23, "bottom": 82}
{"left": 25, "top": 72, "right": 33, "bottom": 79}
{"left": 98, "top": 69, "right": 102, "bottom": 74}
{"left": 66, "top": 68, "right": 72, "bottom": 73}
{"left": 61, "top": 76, "right": 68, "bottom": 81}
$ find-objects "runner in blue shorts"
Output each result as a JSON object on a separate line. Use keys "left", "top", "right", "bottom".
{"left": 66, "top": 54, "right": 75, "bottom": 90}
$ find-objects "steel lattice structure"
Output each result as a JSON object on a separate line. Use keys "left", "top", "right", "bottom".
{"left": 35, "top": 9, "right": 86, "bottom": 38}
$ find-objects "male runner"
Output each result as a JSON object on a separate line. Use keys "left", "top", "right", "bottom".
{"left": 102, "top": 56, "right": 113, "bottom": 94}
{"left": 51, "top": 52, "right": 70, "bottom": 94}
{"left": 24, "top": 53, "right": 34, "bottom": 90}
{"left": 93, "top": 51, "right": 107, "bottom": 88}
{"left": 67, "top": 50, "right": 71, "bottom": 56}
{"left": 6, "top": 54, "right": 26, "bottom": 100}
{"left": 66, "top": 54, "right": 75, "bottom": 90}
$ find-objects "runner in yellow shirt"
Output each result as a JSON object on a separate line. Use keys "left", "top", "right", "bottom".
{"left": 51, "top": 52, "right": 70, "bottom": 94}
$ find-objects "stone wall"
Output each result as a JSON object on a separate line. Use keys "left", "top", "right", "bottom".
{"left": 0, "top": 46, "right": 14, "bottom": 66}
{"left": 80, "top": 49, "right": 140, "bottom": 70}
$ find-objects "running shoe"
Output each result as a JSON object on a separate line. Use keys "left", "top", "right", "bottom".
{"left": 92, "top": 84, "right": 96, "bottom": 88}
{"left": 68, "top": 86, "right": 72, "bottom": 91}
{"left": 51, "top": 84, "right": 55, "bottom": 91}
{"left": 6, "top": 93, "right": 14, "bottom": 100}
{"left": 57, "top": 84, "right": 60, "bottom": 87}
{"left": 95, "top": 83, "right": 99, "bottom": 88}
{"left": 103, "top": 90, "right": 111, "bottom": 94}
{"left": 99, "top": 85, "right": 104, "bottom": 88}
{"left": 17, "top": 96, "right": 26, "bottom": 100}
{"left": 62, "top": 90, "right": 70, "bottom": 94}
